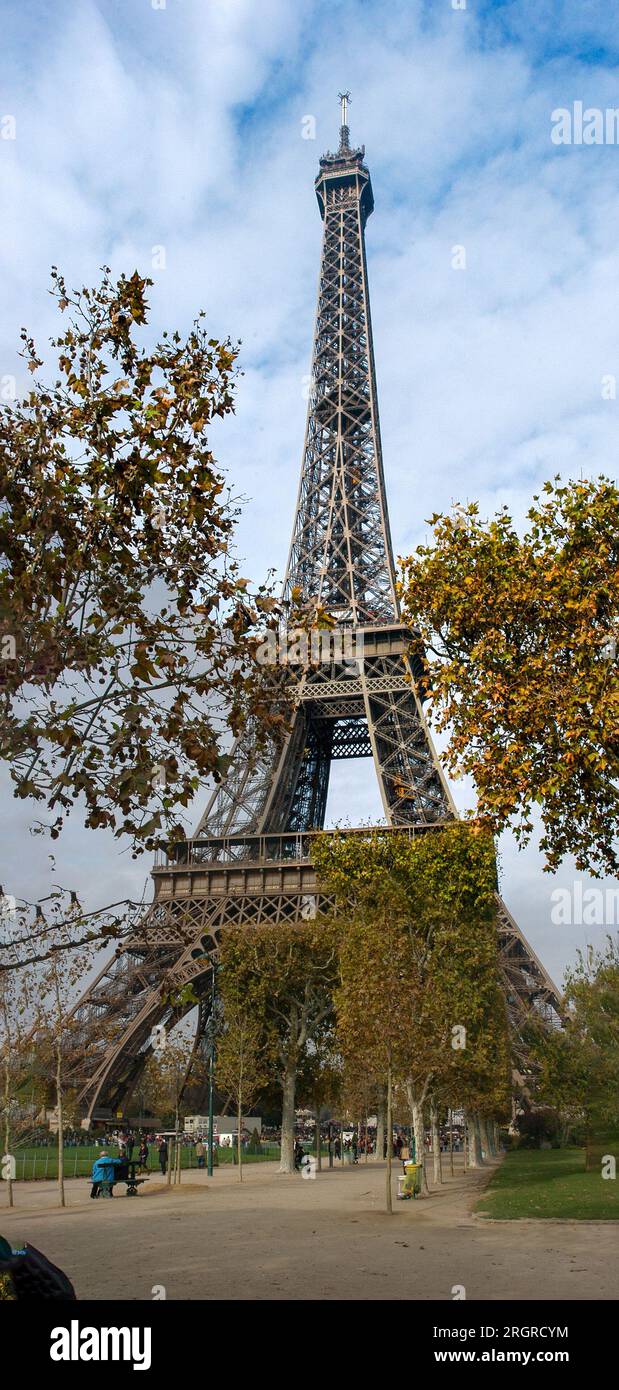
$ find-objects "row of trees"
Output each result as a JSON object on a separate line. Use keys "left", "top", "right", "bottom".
{"left": 0, "top": 897, "right": 205, "bottom": 1207}
{"left": 0, "top": 896, "right": 100, "bottom": 1209}
{"left": 524, "top": 936, "right": 619, "bottom": 1160}
{"left": 214, "top": 823, "right": 512, "bottom": 1208}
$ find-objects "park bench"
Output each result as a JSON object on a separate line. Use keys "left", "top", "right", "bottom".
{"left": 92, "top": 1159, "right": 149, "bottom": 1198}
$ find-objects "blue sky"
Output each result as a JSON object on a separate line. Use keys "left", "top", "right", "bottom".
{"left": 2, "top": 0, "right": 619, "bottom": 984}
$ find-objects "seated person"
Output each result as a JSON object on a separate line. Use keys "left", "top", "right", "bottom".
{"left": 90, "top": 1152, "right": 117, "bottom": 1198}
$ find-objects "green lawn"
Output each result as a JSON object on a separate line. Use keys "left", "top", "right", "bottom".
{"left": 476, "top": 1147, "right": 619, "bottom": 1220}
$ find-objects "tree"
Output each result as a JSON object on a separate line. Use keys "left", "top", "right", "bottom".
{"left": 140, "top": 1027, "right": 198, "bottom": 1183}
{"left": 0, "top": 948, "right": 46, "bottom": 1208}
{"left": 334, "top": 885, "right": 419, "bottom": 1213}
{"left": 1, "top": 892, "right": 112, "bottom": 1206}
{"left": 526, "top": 936, "right": 619, "bottom": 1159}
{"left": 297, "top": 1038, "right": 342, "bottom": 1170}
{"left": 0, "top": 267, "right": 279, "bottom": 853}
{"left": 216, "top": 923, "right": 338, "bottom": 1174}
{"left": 215, "top": 976, "right": 271, "bottom": 1181}
{"left": 312, "top": 823, "right": 511, "bottom": 1203}
{"left": 565, "top": 938, "right": 619, "bottom": 1137}
{"left": 399, "top": 477, "right": 619, "bottom": 875}
{"left": 31, "top": 922, "right": 98, "bottom": 1207}
{"left": 0, "top": 887, "right": 140, "bottom": 974}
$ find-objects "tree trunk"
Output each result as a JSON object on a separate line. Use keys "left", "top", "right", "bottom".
{"left": 466, "top": 1113, "right": 478, "bottom": 1167}
{"left": 479, "top": 1115, "right": 488, "bottom": 1158}
{"left": 3, "top": 1060, "right": 13, "bottom": 1208}
{"left": 56, "top": 1044, "right": 65, "bottom": 1208}
{"left": 279, "top": 1060, "right": 296, "bottom": 1173}
{"left": 466, "top": 1112, "right": 484, "bottom": 1167}
{"left": 237, "top": 1096, "right": 243, "bottom": 1181}
{"left": 52, "top": 969, "right": 66, "bottom": 1210}
{"left": 174, "top": 1103, "right": 181, "bottom": 1184}
{"left": 474, "top": 1113, "right": 485, "bottom": 1165}
{"left": 481, "top": 1116, "right": 495, "bottom": 1158}
{"left": 407, "top": 1089, "right": 428, "bottom": 1194}
{"left": 315, "top": 1105, "right": 321, "bottom": 1171}
{"left": 373, "top": 1090, "right": 385, "bottom": 1163}
{"left": 430, "top": 1101, "right": 442, "bottom": 1184}
{"left": 385, "top": 1064, "right": 393, "bottom": 1215}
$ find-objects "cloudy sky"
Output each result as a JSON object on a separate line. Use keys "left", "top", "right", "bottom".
{"left": 2, "top": 0, "right": 619, "bottom": 985}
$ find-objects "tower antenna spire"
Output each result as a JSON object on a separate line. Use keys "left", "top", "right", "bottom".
{"left": 338, "top": 90, "right": 351, "bottom": 150}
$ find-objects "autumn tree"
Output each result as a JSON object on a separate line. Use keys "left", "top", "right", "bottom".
{"left": 215, "top": 971, "right": 271, "bottom": 1181}
{"left": 312, "top": 823, "right": 511, "bottom": 1203}
{"left": 0, "top": 948, "right": 44, "bottom": 1208}
{"left": 138, "top": 1026, "right": 200, "bottom": 1184}
{"left": 566, "top": 937, "right": 619, "bottom": 1137}
{"left": 216, "top": 923, "right": 338, "bottom": 1174}
{"left": 0, "top": 887, "right": 140, "bottom": 974}
{"left": 0, "top": 891, "right": 119, "bottom": 1204}
{"left": 527, "top": 937, "right": 619, "bottom": 1159}
{"left": 297, "top": 1037, "right": 343, "bottom": 1170}
{"left": 31, "top": 923, "right": 98, "bottom": 1207}
{"left": 333, "top": 886, "right": 419, "bottom": 1212}
{"left": 0, "top": 267, "right": 279, "bottom": 854}
{"left": 399, "top": 478, "right": 619, "bottom": 876}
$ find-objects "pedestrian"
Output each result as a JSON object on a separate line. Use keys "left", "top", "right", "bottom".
{"left": 138, "top": 1138, "right": 149, "bottom": 1172}
{"left": 126, "top": 1131, "right": 134, "bottom": 1163}
{"left": 195, "top": 1139, "right": 206, "bottom": 1170}
{"left": 158, "top": 1139, "right": 168, "bottom": 1176}
{"left": 294, "top": 1139, "right": 305, "bottom": 1171}
{"left": 352, "top": 1135, "right": 358, "bottom": 1164}
{"left": 334, "top": 1135, "right": 341, "bottom": 1160}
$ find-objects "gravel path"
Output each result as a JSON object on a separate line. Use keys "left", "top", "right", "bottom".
{"left": 1, "top": 1154, "right": 617, "bottom": 1300}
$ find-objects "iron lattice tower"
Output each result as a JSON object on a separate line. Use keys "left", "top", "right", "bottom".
{"left": 65, "top": 100, "right": 561, "bottom": 1123}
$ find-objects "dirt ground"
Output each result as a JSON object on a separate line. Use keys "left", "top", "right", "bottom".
{"left": 1, "top": 1154, "right": 617, "bottom": 1301}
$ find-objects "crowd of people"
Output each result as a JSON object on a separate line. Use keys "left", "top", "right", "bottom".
{"left": 91, "top": 1121, "right": 466, "bottom": 1180}
{"left": 101, "top": 1129, "right": 173, "bottom": 1174}
{"left": 292, "top": 1125, "right": 466, "bottom": 1165}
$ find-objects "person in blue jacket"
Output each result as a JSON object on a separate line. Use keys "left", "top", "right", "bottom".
{"left": 90, "top": 1152, "right": 116, "bottom": 1198}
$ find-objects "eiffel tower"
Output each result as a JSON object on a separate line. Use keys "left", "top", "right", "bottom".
{"left": 67, "top": 97, "right": 560, "bottom": 1124}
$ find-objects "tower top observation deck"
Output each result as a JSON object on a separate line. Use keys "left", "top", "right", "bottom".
{"left": 315, "top": 91, "right": 374, "bottom": 223}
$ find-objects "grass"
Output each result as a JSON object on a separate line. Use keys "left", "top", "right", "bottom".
{"left": 476, "top": 1147, "right": 619, "bottom": 1220}
{"left": 9, "top": 1142, "right": 281, "bottom": 1181}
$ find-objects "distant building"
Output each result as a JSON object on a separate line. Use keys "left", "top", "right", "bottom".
{"left": 184, "top": 1114, "right": 262, "bottom": 1140}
